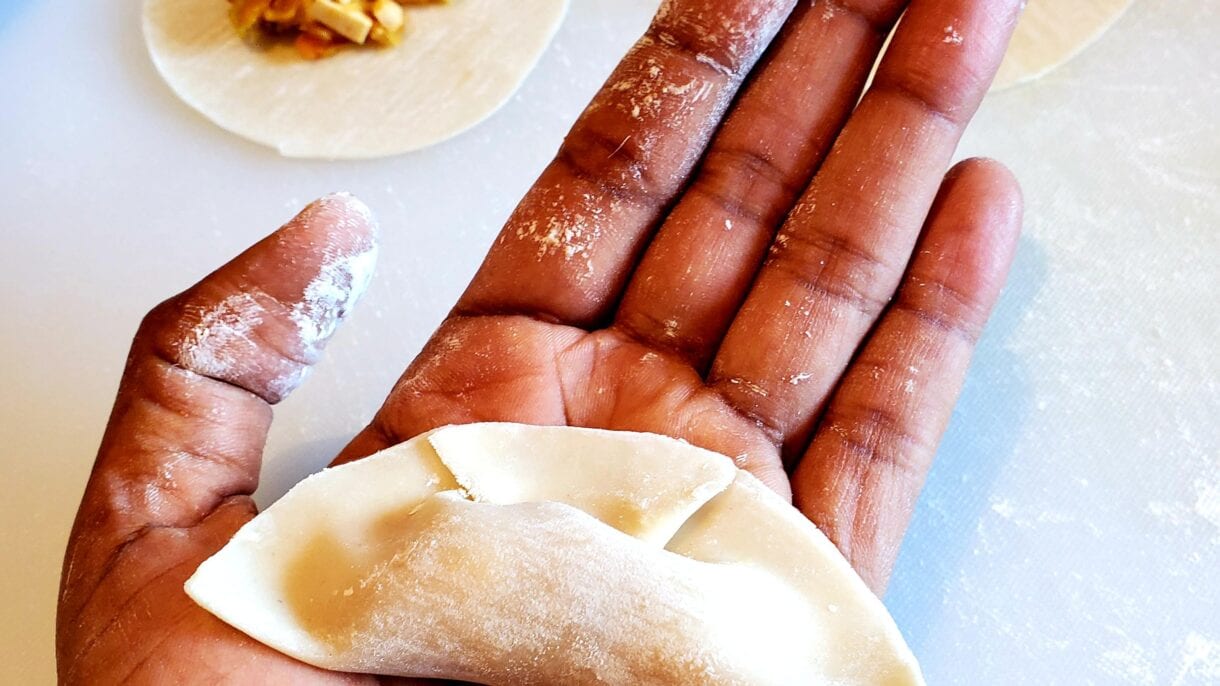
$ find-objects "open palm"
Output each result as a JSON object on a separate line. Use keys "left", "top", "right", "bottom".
{"left": 58, "top": 0, "right": 1024, "bottom": 683}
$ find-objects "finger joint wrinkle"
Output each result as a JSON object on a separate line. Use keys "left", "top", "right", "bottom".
{"left": 825, "top": 407, "right": 929, "bottom": 478}
{"left": 869, "top": 75, "right": 968, "bottom": 129}
{"left": 62, "top": 555, "right": 200, "bottom": 682}
{"left": 698, "top": 146, "right": 805, "bottom": 219}
{"left": 890, "top": 293, "right": 984, "bottom": 345}
{"left": 770, "top": 233, "right": 895, "bottom": 321}
{"left": 554, "top": 136, "right": 657, "bottom": 209}
{"left": 644, "top": 23, "right": 736, "bottom": 78}
{"left": 61, "top": 494, "right": 253, "bottom": 651}
{"left": 708, "top": 380, "right": 787, "bottom": 448}
{"left": 151, "top": 337, "right": 279, "bottom": 406}
{"left": 819, "top": 0, "right": 903, "bottom": 36}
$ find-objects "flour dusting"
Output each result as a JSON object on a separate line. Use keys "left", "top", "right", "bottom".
{"left": 1147, "top": 474, "right": 1220, "bottom": 540}
{"left": 266, "top": 364, "right": 313, "bottom": 402}
{"left": 727, "top": 377, "right": 769, "bottom": 398}
{"left": 818, "top": 1, "right": 837, "bottom": 22}
{"left": 1192, "top": 477, "right": 1220, "bottom": 534}
{"left": 289, "top": 242, "right": 378, "bottom": 357}
{"left": 175, "top": 194, "right": 377, "bottom": 398}
{"left": 609, "top": 57, "right": 716, "bottom": 124}
{"left": 1171, "top": 632, "right": 1220, "bottom": 685}
{"left": 178, "top": 293, "right": 264, "bottom": 378}
{"left": 514, "top": 190, "right": 619, "bottom": 285}
{"left": 662, "top": 318, "right": 680, "bottom": 339}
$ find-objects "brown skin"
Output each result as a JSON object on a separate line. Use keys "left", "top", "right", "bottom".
{"left": 57, "top": 0, "right": 1025, "bottom": 683}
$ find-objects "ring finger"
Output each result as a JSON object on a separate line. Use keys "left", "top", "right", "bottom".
{"left": 710, "top": 0, "right": 1023, "bottom": 460}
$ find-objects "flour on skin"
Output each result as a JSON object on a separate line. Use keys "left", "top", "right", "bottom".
{"left": 176, "top": 193, "right": 378, "bottom": 400}
{"left": 177, "top": 292, "right": 265, "bottom": 379}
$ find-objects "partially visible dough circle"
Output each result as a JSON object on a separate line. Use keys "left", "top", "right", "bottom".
{"left": 994, "top": 0, "right": 1134, "bottom": 91}
{"left": 186, "top": 423, "right": 925, "bottom": 684}
{"left": 142, "top": 0, "right": 569, "bottom": 158}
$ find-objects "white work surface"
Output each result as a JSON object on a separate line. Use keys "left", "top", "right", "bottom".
{"left": 2, "top": 1, "right": 1217, "bottom": 683}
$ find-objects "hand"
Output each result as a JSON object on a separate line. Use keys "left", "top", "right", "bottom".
{"left": 57, "top": 0, "right": 1024, "bottom": 683}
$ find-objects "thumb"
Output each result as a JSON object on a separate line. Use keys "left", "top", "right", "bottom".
{"left": 59, "top": 193, "right": 378, "bottom": 625}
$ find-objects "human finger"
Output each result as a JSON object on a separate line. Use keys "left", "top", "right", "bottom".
{"left": 792, "top": 159, "right": 1022, "bottom": 592}
{"left": 456, "top": 0, "right": 797, "bottom": 328}
{"left": 710, "top": 0, "right": 1023, "bottom": 459}
{"left": 58, "top": 195, "right": 378, "bottom": 632}
{"left": 614, "top": 0, "right": 908, "bottom": 368}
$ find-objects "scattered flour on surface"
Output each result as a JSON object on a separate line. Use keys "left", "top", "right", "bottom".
{"left": 1097, "top": 626, "right": 1158, "bottom": 685}
{"left": 1192, "top": 476, "right": 1220, "bottom": 534}
{"left": 1171, "top": 632, "right": 1220, "bottom": 685}
{"left": 1146, "top": 474, "right": 1220, "bottom": 541}
{"left": 990, "top": 497, "right": 1017, "bottom": 519}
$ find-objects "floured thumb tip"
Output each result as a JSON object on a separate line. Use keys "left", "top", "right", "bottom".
{"left": 297, "top": 192, "right": 380, "bottom": 244}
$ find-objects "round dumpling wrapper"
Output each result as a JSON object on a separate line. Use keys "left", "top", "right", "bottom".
{"left": 143, "top": 0, "right": 570, "bottom": 158}
{"left": 993, "top": 0, "right": 1134, "bottom": 91}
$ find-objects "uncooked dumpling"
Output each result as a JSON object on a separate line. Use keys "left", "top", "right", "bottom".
{"left": 142, "top": 0, "right": 569, "bottom": 158}
{"left": 994, "top": 0, "right": 1134, "bottom": 91}
{"left": 186, "top": 423, "right": 924, "bottom": 684}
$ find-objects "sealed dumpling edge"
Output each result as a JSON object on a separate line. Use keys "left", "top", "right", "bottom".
{"left": 185, "top": 422, "right": 925, "bottom": 684}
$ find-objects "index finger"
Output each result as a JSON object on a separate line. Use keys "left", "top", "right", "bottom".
{"left": 456, "top": 0, "right": 797, "bottom": 328}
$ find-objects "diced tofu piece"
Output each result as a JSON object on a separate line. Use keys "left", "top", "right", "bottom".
{"left": 307, "top": 0, "right": 373, "bottom": 43}
{"left": 371, "top": 0, "right": 404, "bottom": 32}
